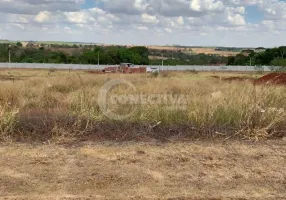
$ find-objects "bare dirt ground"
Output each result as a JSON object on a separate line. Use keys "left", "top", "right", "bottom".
{"left": 0, "top": 140, "right": 285, "bottom": 200}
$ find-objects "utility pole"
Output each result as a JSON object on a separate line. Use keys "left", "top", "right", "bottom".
{"left": 161, "top": 53, "right": 164, "bottom": 72}
{"left": 97, "top": 53, "right": 99, "bottom": 65}
{"left": 8, "top": 45, "right": 11, "bottom": 63}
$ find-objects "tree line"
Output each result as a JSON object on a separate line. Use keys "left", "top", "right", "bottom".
{"left": 0, "top": 43, "right": 228, "bottom": 65}
{"left": 1, "top": 42, "right": 286, "bottom": 67}
{"left": 0, "top": 44, "right": 149, "bottom": 65}
{"left": 227, "top": 46, "right": 286, "bottom": 66}
{"left": 149, "top": 49, "right": 228, "bottom": 65}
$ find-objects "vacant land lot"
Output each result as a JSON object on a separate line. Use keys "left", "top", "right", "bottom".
{"left": 147, "top": 46, "right": 240, "bottom": 56}
{"left": 0, "top": 69, "right": 284, "bottom": 142}
{"left": 0, "top": 140, "right": 285, "bottom": 200}
{"left": 0, "top": 69, "right": 285, "bottom": 199}
{"left": 190, "top": 48, "right": 239, "bottom": 56}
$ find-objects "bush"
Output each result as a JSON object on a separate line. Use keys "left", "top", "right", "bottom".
{"left": 48, "top": 67, "right": 56, "bottom": 75}
{"left": 151, "top": 71, "right": 159, "bottom": 78}
{"left": 271, "top": 58, "right": 286, "bottom": 67}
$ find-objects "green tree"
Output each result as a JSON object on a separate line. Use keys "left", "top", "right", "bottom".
{"left": 227, "top": 56, "right": 235, "bottom": 65}
{"left": 278, "top": 46, "right": 286, "bottom": 58}
{"left": 16, "top": 42, "right": 23, "bottom": 47}
{"left": 230, "top": 54, "right": 248, "bottom": 65}
{"left": 271, "top": 58, "right": 286, "bottom": 66}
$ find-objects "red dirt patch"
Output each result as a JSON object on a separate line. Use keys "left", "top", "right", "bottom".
{"left": 255, "top": 73, "right": 286, "bottom": 85}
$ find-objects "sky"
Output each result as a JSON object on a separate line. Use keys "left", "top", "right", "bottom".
{"left": 0, "top": 0, "right": 286, "bottom": 47}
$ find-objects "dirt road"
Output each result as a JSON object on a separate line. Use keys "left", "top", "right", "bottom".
{"left": 0, "top": 140, "right": 285, "bottom": 199}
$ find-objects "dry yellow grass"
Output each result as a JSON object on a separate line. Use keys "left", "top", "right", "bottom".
{"left": 0, "top": 69, "right": 285, "bottom": 143}
{"left": 0, "top": 69, "right": 286, "bottom": 199}
{"left": 146, "top": 46, "right": 239, "bottom": 56}
{"left": 191, "top": 48, "right": 239, "bottom": 56}
{"left": 0, "top": 141, "right": 285, "bottom": 199}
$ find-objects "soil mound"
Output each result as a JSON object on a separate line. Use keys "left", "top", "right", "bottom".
{"left": 255, "top": 73, "right": 286, "bottom": 85}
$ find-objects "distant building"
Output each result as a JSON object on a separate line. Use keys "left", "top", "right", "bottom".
{"left": 254, "top": 47, "right": 266, "bottom": 53}
{"left": 39, "top": 44, "right": 50, "bottom": 48}
{"left": 241, "top": 49, "right": 254, "bottom": 56}
{"left": 22, "top": 41, "right": 39, "bottom": 48}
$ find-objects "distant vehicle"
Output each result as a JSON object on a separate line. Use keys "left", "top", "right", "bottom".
{"left": 146, "top": 67, "right": 159, "bottom": 73}
{"left": 103, "top": 63, "right": 146, "bottom": 74}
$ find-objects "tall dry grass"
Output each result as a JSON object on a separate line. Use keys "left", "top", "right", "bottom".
{"left": 0, "top": 70, "right": 285, "bottom": 143}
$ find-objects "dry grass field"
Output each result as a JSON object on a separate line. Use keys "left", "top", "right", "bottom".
{"left": 190, "top": 48, "right": 239, "bottom": 56}
{"left": 0, "top": 69, "right": 285, "bottom": 142}
{"left": 0, "top": 69, "right": 285, "bottom": 199}
{"left": 0, "top": 141, "right": 285, "bottom": 199}
{"left": 146, "top": 46, "right": 240, "bottom": 56}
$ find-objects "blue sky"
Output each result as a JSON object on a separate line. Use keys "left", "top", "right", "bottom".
{"left": 81, "top": 0, "right": 96, "bottom": 9}
{"left": 0, "top": 0, "right": 286, "bottom": 47}
{"left": 245, "top": 5, "right": 264, "bottom": 24}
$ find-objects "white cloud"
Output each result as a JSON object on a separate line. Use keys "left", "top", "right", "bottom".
{"left": 34, "top": 11, "right": 51, "bottom": 23}
{"left": 136, "top": 26, "right": 148, "bottom": 30}
{"left": 227, "top": 13, "right": 246, "bottom": 26}
{"left": 176, "top": 16, "right": 184, "bottom": 26}
{"left": 64, "top": 11, "right": 87, "bottom": 24}
{"left": 0, "top": 0, "right": 286, "bottom": 47}
{"left": 164, "top": 28, "right": 172, "bottom": 33}
{"left": 141, "top": 13, "right": 158, "bottom": 24}
{"left": 190, "top": 0, "right": 224, "bottom": 12}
